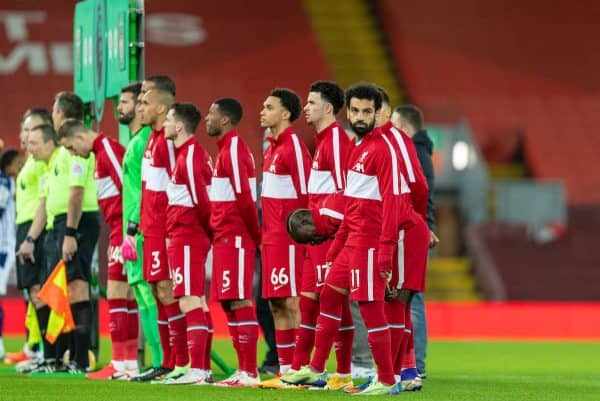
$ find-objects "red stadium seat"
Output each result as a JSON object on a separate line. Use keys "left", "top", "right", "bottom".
{"left": 377, "top": 0, "right": 600, "bottom": 204}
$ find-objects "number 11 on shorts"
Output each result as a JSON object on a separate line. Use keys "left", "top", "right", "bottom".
{"left": 351, "top": 268, "right": 360, "bottom": 289}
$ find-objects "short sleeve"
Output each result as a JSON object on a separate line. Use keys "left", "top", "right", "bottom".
{"left": 38, "top": 172, "right": 48, "bottom": 198}
{"left": 69, "top": 155, "right": 88, "bottom": 187}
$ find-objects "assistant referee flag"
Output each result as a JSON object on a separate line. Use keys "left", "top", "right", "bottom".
{"left": 38, "top": 260, "right": 75, "bottom": 343}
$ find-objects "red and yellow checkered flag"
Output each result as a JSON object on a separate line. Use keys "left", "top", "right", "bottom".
{"left": 38, "top": 260, "right": 75, "bottom": 343}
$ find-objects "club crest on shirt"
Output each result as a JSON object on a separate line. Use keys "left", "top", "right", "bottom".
{"left": 268, "top": 154, "right": 279, "bottom": 173}
{"left": 352, "top": 151, "right": 369, "bottom": 173}
{"left": 312, "top": 150, "right": 321, "bottom": 170}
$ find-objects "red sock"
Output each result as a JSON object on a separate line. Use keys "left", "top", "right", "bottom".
{"left": 204, "top": 310, "right": 213, "bottom": 370}
{"left": 108, "top": 299, "right": 128, "bottom": 362}
{"left": 157, "top": 302, "right": 173, "bottom": 369}
{"left": 400, "top": 303, "right": 416, "bottom": 370}
{"left": 310, "top": 286, "right": 346, "bottom": 373}
{"left": 127, "top": 299, "right": 139, "bottom": 361}
{"left": 359, "top": 301, "right": 395, "bottom": 385}
{"left": 185, "top": 307, "right": 208, "bottom": 369}
{"left": 225, "top": 310, "right": 240, "bottom": 368}
{"left": 291, "top": 296, "right": 319, "bottom": 370}
{"left": 334, "top": 300, "right": 354, "bottom": 375}
{"left": 396, "top": 303, "right": 410, "bottom": 373}
{"left": 235, "top": 305, "right": 259, "bottom": 375}
{"left": 275, "top": 328, "right": 295, "bottom": 370}
{"left": 385, "top": 299, "right": 406, "bottom": 374}
{"left": 165, "top": 302, "right": 189, "bottom": 367}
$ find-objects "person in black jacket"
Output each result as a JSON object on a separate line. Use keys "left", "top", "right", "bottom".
{"left": 392, "top": 105, "right": 439, "bottom": 379}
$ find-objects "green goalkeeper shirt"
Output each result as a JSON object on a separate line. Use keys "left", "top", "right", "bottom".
{"left": 122, "top": 125, "right": 151, "bottom": 229}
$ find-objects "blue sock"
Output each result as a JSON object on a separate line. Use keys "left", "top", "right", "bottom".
{"left": 400, "top": 367, "right": 419, "bottom": 381}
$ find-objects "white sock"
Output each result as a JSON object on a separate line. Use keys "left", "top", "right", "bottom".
{"left": 280, "top": 364, "right": 291, "bottom": 374}
{"left": 112, "top": 360, "right": 125, "bottom": 372}
{"left": 125, "top": 360, "right": 138, "bottom": 371}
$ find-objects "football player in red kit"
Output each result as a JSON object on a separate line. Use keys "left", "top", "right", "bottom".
{"left": 290, "top": 81, "right": 354, "bottom": 390}
{"left": 283, "top": 83, "right": 416, "bottom": 395}
{"left": 206, "top": 98, "right": 261, "bottom": 387}
{"left": 137, "top": 84, "right": 190, "bottom": 381}
{"left": 56, "top": 119, "right": 137, "bottom": 379}
{"left": 162, "top": 102, "right": 214, "bottom": 385}
{"left": 258, "top": 88, "right": 311, "bottom": 389}
{"left": 377, "top": 89, "right": 429, "bottom": 391}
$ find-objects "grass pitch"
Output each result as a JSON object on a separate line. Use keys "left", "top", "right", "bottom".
{"left": 1, "top": 338, "right": 599, "bottom": 401}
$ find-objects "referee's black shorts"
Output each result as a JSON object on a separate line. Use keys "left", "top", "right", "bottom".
{"left": 44, "top": 212, "right": 101, "bottom": 282}
{"left": 15, "top": 221, "right": 46, "bottom": 290}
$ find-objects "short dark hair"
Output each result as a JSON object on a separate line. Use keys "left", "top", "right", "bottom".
{"left": 22, "top": 107, "right": 53, "bottom": 125}
{"left": 54, "top": 91, "right": 84, "bottom": 120}
{"left": 121, "top": 82, "right": 142, "bottom": 100}
{"left": 214, "top": 98, "right": 243, "bottom": 125}
{"left": 394, "top": 105, "right": 423, "bottom": 131}
{"left": 146, "top": 75, "right": 176, "bottom": 96}
{"left": 377, "top": 86, "right": 390, "bottom": 106}
{"left": 170, "top": 102, "right": 202, "bottom": 133}
{"left": 286, "top": 209, "right": 312, "bottom": 243}
{"left": 270, "top": 88, "right": 302, "bottom": 122}
{"left": 345, "top": 82, "right": 383, "bottom": 111}
{"left": 56, "top": 118, "right": 88, "bottom": 140}
{"left": 31, "top": 123, "right": 58, "bottom": 144}
{"left": 0, "top": 148, "right": 20, "bottom": 173}
{"left": 309, "top": 80, "right": 345, "bottom": 114}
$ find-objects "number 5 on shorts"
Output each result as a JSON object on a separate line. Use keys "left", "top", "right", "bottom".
{"left": 222, "top": 270, "right": 231, "bottom": 289}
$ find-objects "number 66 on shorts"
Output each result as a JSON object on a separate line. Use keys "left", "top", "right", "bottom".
{"left": 261, "top": 243, "right": 304, "bottom": 298}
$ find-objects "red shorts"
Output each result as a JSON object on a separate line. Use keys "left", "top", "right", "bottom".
{"left": 143, "top": 235, "right": 169, "bottom": 282}
{"left": 211, "top": 236, "right": 256, "bottom": 300}
{"left": 261, "top": 243, "right": 304, "bottom": 298}
{"left": 168, "top": 237, "right": 210, "bottom": 298}
{"left": 390, "top": 217, "right": 429, "bottom": 292}
{"left": 107, "top": 244, "right": 127, "bottom": 282}
{"left": 300, "top": 240, "right": 331, "bottom": 294}
{"left": 325, "top": 245, "right": 386, "bottom": 302}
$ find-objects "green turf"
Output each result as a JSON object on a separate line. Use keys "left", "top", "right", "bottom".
{"left": 1, "top": 338, "right": 600, "bottom": 400}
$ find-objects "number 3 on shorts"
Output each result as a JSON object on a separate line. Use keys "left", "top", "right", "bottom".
{"left": 270, "top": 267, "right": 289, "bottom": 286}
{"left": 152, "top": 251, "right": 160, "bottom": 268}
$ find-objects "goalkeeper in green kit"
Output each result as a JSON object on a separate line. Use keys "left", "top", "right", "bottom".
{"left": 117, "top": 83, "right": 164, "bottom": 378}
